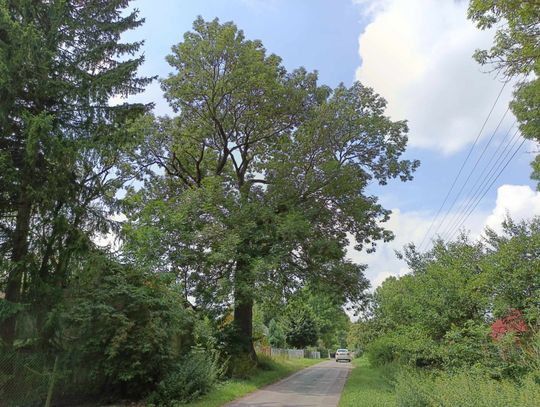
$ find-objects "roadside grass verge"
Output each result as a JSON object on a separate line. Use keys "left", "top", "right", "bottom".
{"left": 183, "top": 356, "right": 323, "bottom": 407}
{"left": 339, "top": 356, "right": 396, "bottom": 407}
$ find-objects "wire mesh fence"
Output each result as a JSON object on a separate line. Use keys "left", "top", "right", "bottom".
{"left": 1, "top": 349, "right": 56, "bottom": 406}
{"left": 0, "top": 348, "right": 98, "bottom": 407}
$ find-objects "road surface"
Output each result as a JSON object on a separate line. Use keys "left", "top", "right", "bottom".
{"left": 224, "top": 360, "right": 353, "bottom": 407}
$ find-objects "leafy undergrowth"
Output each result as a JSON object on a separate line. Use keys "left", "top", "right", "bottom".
{"left": 340, "top": 356, "right": 540, "bottom": 407}
{"left": 395, "top": 369, "right": 540, "bottom": 407}
{"left": 183, "top": 356, "right": 322, "bottom": 407}
{"left": 339, "top": 357, "right": 396, "bottom": 407}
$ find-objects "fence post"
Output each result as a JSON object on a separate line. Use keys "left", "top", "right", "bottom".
{"left": 44, "top": 355, "right": 59, "bottom": 407}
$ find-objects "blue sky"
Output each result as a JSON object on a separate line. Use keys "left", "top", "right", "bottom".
{"left": 122, "top": 0, "right": 540, "bottom": 288}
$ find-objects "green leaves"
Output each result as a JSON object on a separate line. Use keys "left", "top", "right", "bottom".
{"left": 284, "top": 305, "right": 319, "bottom": 349}
{"left": 0, "top": 0, "right": 151, "bottom": 349}
{"left": 482, "top": 217, "right": 540, "bottom": 317}
{"left": 468, "top": 0, "right": 540, "bottom": 186}
{"left": 469, "top": 0, "right": 540, "bottom": 76}
{"left": 124, "top": 16, "right": 419, "bottom": 358}
{"left": 60, "top": 255, "right": 193, "bottom": 396}
{"left": 267, "top": 319, "right": 286, "bottom": 348}
{"left": 360, "top": 216, "right": 540, "bottom": 376}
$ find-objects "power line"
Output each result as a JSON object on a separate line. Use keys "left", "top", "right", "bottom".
{"left": 439, "top": 119, "right": 516, "bottom": 241}
{"left": 445, "top": 127, "right": 521, "bottom": 239}
{"left": 437, "top": 74, "right": 529, "bottom": 242}
{"left": 445, "top": 131, "right": 525, "bottom": 241}
{"left": 417, "top": 80, "right": 509, "bottom": 251}
{"left": 445, "top": 129, "right": 522, "bottom": 240}
{"left": 430, "top": 105, "right": 511, "bottom": 240}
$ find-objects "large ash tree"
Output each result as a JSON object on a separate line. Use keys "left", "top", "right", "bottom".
{"left": 0, "top": 0, "right": 150, "bottom": 345}
{"left": 124, "top": 17, "right": 419, "bottom": 361}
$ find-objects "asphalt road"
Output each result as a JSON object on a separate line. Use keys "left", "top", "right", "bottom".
{"left": 224, "top": 360, "right": 353, "bottom": 407}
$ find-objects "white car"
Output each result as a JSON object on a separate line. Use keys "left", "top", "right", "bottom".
{"left": 335, "top": 348, "right": 351, "bottom": 362}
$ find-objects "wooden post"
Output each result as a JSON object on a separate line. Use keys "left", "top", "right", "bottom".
{"left": 44, "top": 355, "right": 59, "bottom": 407}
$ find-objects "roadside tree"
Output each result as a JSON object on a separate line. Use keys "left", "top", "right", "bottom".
{"left": 468, "top": 0, "right": 540, "bottom": 185}
{"left": 124, "top": 17, "right": 419, "bottom": 362}
{"left": 0, "top": 0, "right": 151, "bottom": 345}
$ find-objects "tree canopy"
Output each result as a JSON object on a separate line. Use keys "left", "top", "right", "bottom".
{"left": 0, "top": 0, "right": 151, "bottom": 345}
{"left": 123, "top": 16, "right": 418, "bottom": 361}
{"left": 468, "top": 0, "right": 540, "bottom": 186}
{"left": 351, "top": 216, "right": 540, "bottom": 373}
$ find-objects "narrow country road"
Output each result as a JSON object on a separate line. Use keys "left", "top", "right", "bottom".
{"left": 224, "top": 360, "right": 353, "bottom": 407}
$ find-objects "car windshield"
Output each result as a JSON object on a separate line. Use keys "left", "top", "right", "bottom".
{"left": 337, "top": 349, "right": 348, "bottom": 352}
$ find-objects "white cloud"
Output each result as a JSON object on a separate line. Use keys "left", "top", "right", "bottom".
{"left": 347, "top": 208, "right": 434, "bottom": 289}
{"left": 92, "top": 213, "right": 127, "bottom": 252}
{"left": 484, "top": 184, "right": 540, "bottom": 233}
{"left": 109, "top": 81, "right": 173, "bottom": 116}
{"left": 354, "top": 0, "right": 515, "bottom": 154}
{"left": 351, "top": 184, "right": 540, "bottom": 289}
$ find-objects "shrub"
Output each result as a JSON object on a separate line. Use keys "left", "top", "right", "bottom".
{"left": 442, "top": 321, "right": 497, "bottom": 372}
{"left": 367, "top": 336, "right": 398, "bottom": 367}
{"left": 214, "top": 323, "right": 256, "bottom": 378}
{"left": 267, "top": 319, "right": 286, "bottom": 348}
{"left": 257, "top": 353, "right": 279, "bottom": 371}
{"left": 193, "top": 316, "right": 218, "bottom": 351}
{"left": 148, "top": 349, "right": 219, "bottom": 406}
{"left": 227, "top": 353, "right": 259, "bottom": 378}
{"left": 367, "top": 327, "right": 441, "bottom": 368}
{"left": 284, "top": 308, "right": 318, "bottom": 349}
{"left": 59, "top": 259, "right": 194, "bottom": 399}
{"left": 395, "top": 369, "right": 540, "bottom": 407}
{"left": 394, "top": 370, "right": 431, "bottom": 407}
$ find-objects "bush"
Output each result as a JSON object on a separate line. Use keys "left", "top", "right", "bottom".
{"left": 267, "top": 319, "right": 286, "bottom": 348}
{"left": 367, "top": 336, "right": 398, "bottom": 367}
{"left": 0, "top": 349, "right": 52, "bottom": 407}
{"left": 257, "top": 353, "right": 279, "bottom": 371}
{"left": 367, "top": 327, "right": 441, "bottom": 368}
{"left": 394, "top": 369, "right": 431, "bottom": 407}
{"left": 213, "top": 323, "right": 257, "bottom": 378}
{"left": 148, "top": 349, "right": 219, "bottom": 406}
{"left": 227, "top": 353, "right": 259, "bottom": 378}
{"left": 284, "top": 308, "right": 318, "bottom": 349}
{"left": 442, "top": 321, "right": 497, "bottom": 372}
{"left": 395, "top": 369, "right": 540, "bottom": 407}
{"left": 58, "top": 258, "right": 194, "bottom": 399}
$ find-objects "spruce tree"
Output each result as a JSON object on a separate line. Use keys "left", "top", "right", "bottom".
{"left": 0, "top": 0, "right": 151, "bottom": 345}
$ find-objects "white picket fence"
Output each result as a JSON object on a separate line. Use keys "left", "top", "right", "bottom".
{"left": 305, "top": 350, "right": 321, "bottom": 359}
{"left": 268, "top": 348, "right": 321, "bottom": 359}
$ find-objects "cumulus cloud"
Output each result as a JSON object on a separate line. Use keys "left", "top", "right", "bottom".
{"left": 352, "top": 184, "right": 540, "bottom": 289}
{"left": 354, "top": 0, "right": 515, "bottom": 154}
{"left": 484, "top": 185, "right": 540, "bottom": 233}
{"left": 346, "top": 208, "right": 435, "bottom": 290}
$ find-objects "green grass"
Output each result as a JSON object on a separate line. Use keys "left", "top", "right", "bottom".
{"left": 339, "top": 357, "right": 396, "bottom": 407}
{"left": 183, "top": 357, "right": 323, "bottom": 407}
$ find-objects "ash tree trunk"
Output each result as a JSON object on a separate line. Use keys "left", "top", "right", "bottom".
{"left": 233, "top": 265, "right": 256, "bottom": 360}
{"left": 123, "top": 17, "right": 419, "bottom": 362}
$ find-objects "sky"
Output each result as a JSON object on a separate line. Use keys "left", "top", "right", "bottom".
{"left": 119, "top": 0, "right": 540, "bottom": 289}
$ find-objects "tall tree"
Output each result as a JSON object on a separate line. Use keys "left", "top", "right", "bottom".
{"left": 267, "top": 319, "right": 286, "bottom": 348}
{"left": 284, "top": 306, "right": 318, "bottom": 349}
{"left": 483, "top": 217, "right": 540, "bottom": 318}
{"left": 0, "top": 0, "right": 150, "bottom": 345}
{"left": 124, "top": 17, "right": 418, "bottom": 361}
{"left": 468, "top": 0, "right": 540, "bottom": 185}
